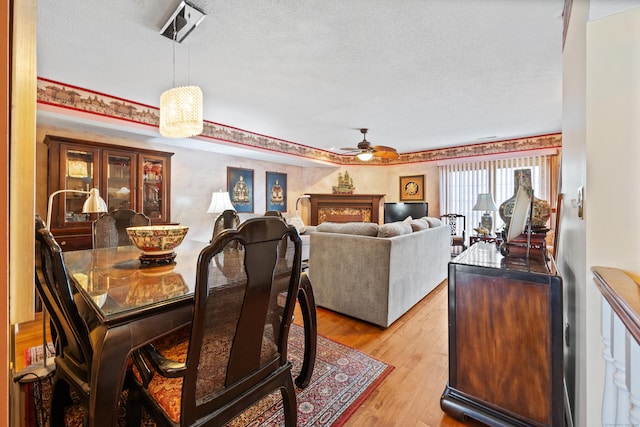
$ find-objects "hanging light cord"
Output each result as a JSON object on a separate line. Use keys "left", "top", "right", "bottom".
{"left": 172, "top": 19, "right": 177, "bottom": 87}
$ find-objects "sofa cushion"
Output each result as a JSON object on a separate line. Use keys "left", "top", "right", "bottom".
{"left": 408, "top": 219, "right": 429, "bottom": 232}
{"left": 377, "top": 222, "right": 413, "bottom": 237}
{"left": 424, "top": 217, "right": 443, "bottom": 228}
{"left": 316, "top": 222, "right": 379, "bottom": 236}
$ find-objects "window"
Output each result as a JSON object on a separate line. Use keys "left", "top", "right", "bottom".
{"left": 439, "top": 153, "right": 559, "bottom": 240}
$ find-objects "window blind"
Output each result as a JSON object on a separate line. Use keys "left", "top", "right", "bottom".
{"left": 438, "top": 153, "right": 559, "bottom": 240}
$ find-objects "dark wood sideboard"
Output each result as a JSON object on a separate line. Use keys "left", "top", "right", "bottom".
{"left": 441, "top": 243, "right": 564, "bottom": 426}
{"left": 307, "top": 193, "right": 385, "bottom": 225}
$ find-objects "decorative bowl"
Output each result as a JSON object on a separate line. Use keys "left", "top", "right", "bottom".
{"left": 126, "top": 225, "right": 189, "bottom": 256}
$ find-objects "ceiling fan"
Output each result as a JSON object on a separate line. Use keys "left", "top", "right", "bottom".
{"left": 340, "top": 129, "right": 399, "bottom": 161}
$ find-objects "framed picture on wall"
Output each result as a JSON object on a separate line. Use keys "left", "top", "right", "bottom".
{"left": 266, "top": 171, "right": 287, "bottom": 212}
{"left": 227, "top": 167, "right": 254, "bottom": 213}
{"left": 399, "top": 175, "right": 425, "bottom": 201}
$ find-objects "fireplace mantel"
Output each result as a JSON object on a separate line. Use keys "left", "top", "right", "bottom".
{"left": 308, "top": 193, "right": 385, "bottom": 225}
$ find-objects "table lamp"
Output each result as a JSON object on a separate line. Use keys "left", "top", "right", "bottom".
{"left": 473, "top": 193, "right": 498, "bottom": 235}
{"left": 206, "top": 190, "right": 234, "bottom": 215}
{"left": 46, "top": 187, "right": 108, "bottom": 229}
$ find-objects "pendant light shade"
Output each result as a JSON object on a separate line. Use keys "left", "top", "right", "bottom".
{"left": 160, "top": 85, "right": 203, "bottom": 138}
{"left": 158, "top": 2, "right": 206, "bottom": 139}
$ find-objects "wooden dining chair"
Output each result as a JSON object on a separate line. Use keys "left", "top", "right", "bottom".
{"left": 35, "top": 215, "right": 134, "bottom": 426}
{"left": 92, "top": 209, "right": 151, "bottom": 249}
{"left": 128, "top": 216, "right": 302, "bottom": 426}
{"left": 441, "top": 213, "right": 467, "bottom": 256}
{"left": 210, "top": 209, "right": 240, "bottom": 243}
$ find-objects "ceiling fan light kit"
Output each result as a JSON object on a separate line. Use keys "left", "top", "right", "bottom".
{"left": 159, "top": 1, "right": 205, "bottom": 139}
{"left": 356, "top": 151, "right": 374, "bottom": 161}
{"left": 342, "top": 128, "right": 399, "bottom": 161}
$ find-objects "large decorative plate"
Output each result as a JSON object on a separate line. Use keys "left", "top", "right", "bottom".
{"left": 506, "top": 185, "right": 531, "bottom": 243}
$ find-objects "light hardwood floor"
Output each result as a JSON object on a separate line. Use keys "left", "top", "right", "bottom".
{"left": 14, "top": 280, "right": 476, "bottom": 427}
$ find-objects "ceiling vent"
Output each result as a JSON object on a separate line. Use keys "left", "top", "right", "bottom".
{"left": 160, "top": 1, "right": 206, "bottom": 43}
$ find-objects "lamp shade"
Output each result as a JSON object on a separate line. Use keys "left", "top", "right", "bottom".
{"left": 207, "top": 191, "right": 234, "bottom": 214}
{"left": 159, "top": 85, "right": 203, "bottom": 138}
{"left": 82, "top": 187, "right": 108, "bottom": 213}
{"left": 473, "top": 193, "right": 498, "bottom": 212}
{"left": 356, "top": 151, "right": 374, "bottom": 161}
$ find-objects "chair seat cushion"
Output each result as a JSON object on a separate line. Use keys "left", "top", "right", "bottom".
{"left": 134, "top": 325, "right": 279, "bottom": 424}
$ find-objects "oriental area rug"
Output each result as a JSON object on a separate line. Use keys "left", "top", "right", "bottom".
{"left": 23, "top": 323, "right": 393, "bottom": 427}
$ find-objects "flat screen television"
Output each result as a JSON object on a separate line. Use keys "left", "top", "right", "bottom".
{"left": 384, "top": 202, "right": 428, "bottom": 223}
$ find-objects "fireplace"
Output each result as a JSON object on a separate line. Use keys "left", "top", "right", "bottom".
{"left": 308, "top": 194, "right": 385, "bottom": 225}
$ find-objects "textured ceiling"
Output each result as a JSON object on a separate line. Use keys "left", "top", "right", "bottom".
{"left": 34, "top": 0, "right": 625, "bottom": 162}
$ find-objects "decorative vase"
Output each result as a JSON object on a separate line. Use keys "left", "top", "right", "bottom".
{"left": 498, "top": 168, "right": 551, "bottom": 228}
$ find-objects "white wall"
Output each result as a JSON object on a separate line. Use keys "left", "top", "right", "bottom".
{"left": 302, "top": 161, "right": 441, "bottom": 220}
{"left": 35, "top": 125, "right": 308, "bottom": 242}
{"left": 562, "top": 4, "right": 640, "bottom": 425}
{"left": 586, "top": 5, "right": 640, "bottom": 423}
{"left": 561, "top": 0, "right": 589, "bottom": 423}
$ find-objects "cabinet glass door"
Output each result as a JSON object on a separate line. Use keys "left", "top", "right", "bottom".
{"left": 141, "top": 155, "right": 168, "bottom": 222}
{"left": 63, "top": 148, "right": 99, "bottom": 224}
{"left": 104, "top": 151, "right": 136, "bottom": 212}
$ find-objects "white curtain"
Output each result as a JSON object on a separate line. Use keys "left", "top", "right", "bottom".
{"left": 439, "top": 152, "right": 559, "bottom": 240}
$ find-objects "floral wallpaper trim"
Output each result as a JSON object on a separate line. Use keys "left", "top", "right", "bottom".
{"left": 37, "top": 78, "right": 561, "bottom": 165}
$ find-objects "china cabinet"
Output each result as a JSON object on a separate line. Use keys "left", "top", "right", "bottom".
{"left": 45, "top": 135, "right": 173, "bottom": 250}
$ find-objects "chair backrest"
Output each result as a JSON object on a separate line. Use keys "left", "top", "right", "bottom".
{"left": 441, "top": 213, "right": 466, "bottom": 240}
{"left": 181, "top": 216, "right": 302, "bottom": 424}
{"left": 264, "top": 210, "right": 283, "bottom": 218}
{"left": 211, "top": 209, "right": 240, "bottom": 243}
{"left": 92, "top": 209, "right": 151, "bottom": 248}
{"left": 35, "top": 215, "right": 93, "bottom": 381}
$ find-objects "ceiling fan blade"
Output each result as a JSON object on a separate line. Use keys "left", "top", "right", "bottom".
{"left": 339, "top": 147, "right": 359, "bottom": 153}
{"left": 373, "top": 150, "right": 399, "bottom": 160}
{"left": 370, "top": 145, "right": 397, "bottom": 153}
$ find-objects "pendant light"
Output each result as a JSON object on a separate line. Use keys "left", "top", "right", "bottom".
{"left": 159, "top": 2, "right": 204, "bottom": 138}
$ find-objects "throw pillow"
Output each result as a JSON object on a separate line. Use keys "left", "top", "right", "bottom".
{"left": 285, "top": 215, "right": 306, "bottom": 234}
{"left": 316, "top": 222, "right": 379, "bottom": 236}
{"left": 408, "top": 219, "right": 428, "bottom": 232}
{"left": 377, "top": 222, "right": 413, "bottom": 237}
{"left": 417, "top": 217, "right": 431, "bottom": 228}
{"left": 424, "top": 217, "right": 443, "bottom": 228}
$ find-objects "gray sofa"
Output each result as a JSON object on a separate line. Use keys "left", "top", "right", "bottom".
{"left": 308, "top": 219, "right": 450, "bottom": 327}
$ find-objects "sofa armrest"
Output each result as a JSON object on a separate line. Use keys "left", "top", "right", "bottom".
{"left": 301, "top": 225, "right": 317, "bottom": 235}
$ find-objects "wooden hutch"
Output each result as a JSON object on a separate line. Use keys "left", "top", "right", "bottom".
{"left": 45, "top": 135, "right": 174, "bottom": 251}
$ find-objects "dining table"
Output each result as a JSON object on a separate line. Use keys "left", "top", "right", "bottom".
{"left": 62, "top": 238, "right": 317, "bottom": 427}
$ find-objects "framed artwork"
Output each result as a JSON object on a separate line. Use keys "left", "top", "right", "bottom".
{"left": 266, "top": 171, "right": 287, "bottom": 212}
{"left": 227, "top": 167, "right": 254, "bottom": 213}
{"left": 399, "top": 175, "right": 425, "bottom": 201}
